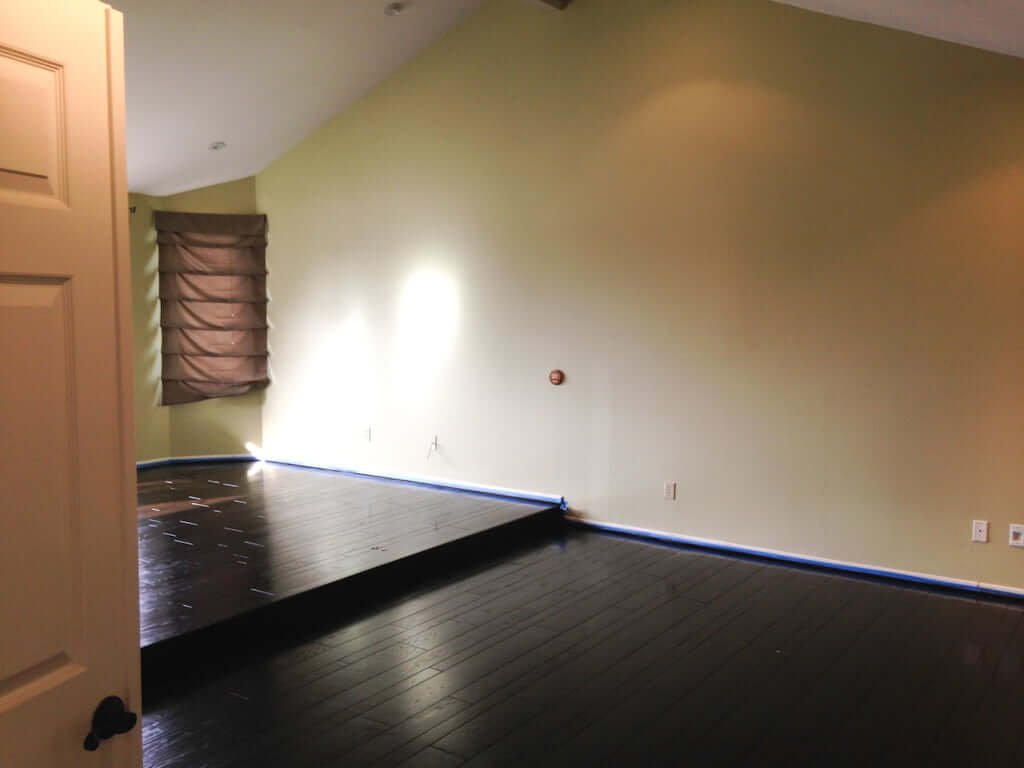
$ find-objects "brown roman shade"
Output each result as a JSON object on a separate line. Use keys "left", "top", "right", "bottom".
{"left": 155, "top": 211, "right": 269, "bottom": 405}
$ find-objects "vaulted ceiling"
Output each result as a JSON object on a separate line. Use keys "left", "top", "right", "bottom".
{"left": 774, "top": 0, "right": 1024, "bottom": 61}
{"left": 111, "top": 0, "right": 1024, "bottom": 196}
{"left": 110, "top": 0, "right": 485, "bottom": 195}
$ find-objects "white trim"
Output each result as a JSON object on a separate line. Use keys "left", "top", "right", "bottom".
{"left": 569, "top": 515, "right": 1024, "bottom": 600}
{"left": 260, "top": 454, "right": 565, "bottom": 507}
{"left": 977, "top": 581, "right": 1024, "bottom": 597}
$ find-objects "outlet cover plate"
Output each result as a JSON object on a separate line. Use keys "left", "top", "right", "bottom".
{"left": 972, "top": 520, "right": 989, "bottom": 543}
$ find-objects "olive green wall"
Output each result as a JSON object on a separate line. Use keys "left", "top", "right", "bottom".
{"left": 254, "top": 0, "right": 1024, "bottom": 590}
{"left": 129, "top": 176, "right": 263, "bottom": 461}
{"left": 129, "top": 192, "right": 169, "bottom": 461}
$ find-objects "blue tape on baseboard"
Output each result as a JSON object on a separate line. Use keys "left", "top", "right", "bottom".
{"left": 570, "top": 518, "right": 1024, "bottom": 601}
{"left": 136, "top": 455, "right": 255, "bottom": 470}
{"left": 263, "top": 458, "right": 565, "bottom": 510}
{"left": 137, "top": 454, "right": 566, "bottom": 510}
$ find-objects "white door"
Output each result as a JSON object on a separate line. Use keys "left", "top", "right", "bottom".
{"left": 0, "top": 1, "right": 141, "bottom": 766}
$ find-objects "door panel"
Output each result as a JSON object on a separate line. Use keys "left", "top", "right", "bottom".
{"left": 0, "top": 277, "right": 83, "bottom": 681}
{"left": 0, "top": 45, "right": 66, "bottom": 203}
{"left": 0, "top": 2, "right": 140, "bottom": 766}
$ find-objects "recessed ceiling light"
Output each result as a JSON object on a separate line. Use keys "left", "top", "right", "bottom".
{"left": 384, "top": 2, "right": 406, "bottom": 16}
{"left": 209, "top": 141, "right": 226, "bottom": 151}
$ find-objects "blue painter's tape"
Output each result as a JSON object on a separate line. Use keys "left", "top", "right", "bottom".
{"left": 263, "top": 459, "right": 564, "bottom": 509}
{"left": 136, "top": 455, "right": 255, "bottom": 470}
{"left": 138, "top": 455, "right": 565, "bottom": 510}
{"left": 572, "top": 519, "right": 1023, "bottom": 602}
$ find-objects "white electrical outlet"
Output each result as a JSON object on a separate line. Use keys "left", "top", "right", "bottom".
{"left": 972, "top": 520, "right": 989, "bottom": 543}
{"left": 663, "top": 482, "right": 676, "bottom": 501}
{"left": 1009, "top": 524, "right": 1024, "bottom": 548}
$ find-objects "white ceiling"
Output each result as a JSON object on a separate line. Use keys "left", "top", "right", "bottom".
{"left": 773, "top": 0, "right": 1024, "bottom": 60}
{"left": 113, "top": 0, "right": 1024, "bottom": 196}
{"left": 110, "top": 0, "right": 484, "bottom": 196}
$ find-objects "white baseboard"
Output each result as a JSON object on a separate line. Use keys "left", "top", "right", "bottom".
{"left": 260, "top": 454, "right": 566, "bottom": 508}
{"left": 568, "top": 515, "right": 1024, "bottom": 600}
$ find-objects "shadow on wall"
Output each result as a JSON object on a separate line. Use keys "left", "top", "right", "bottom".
{"left": 168, "top": 390, "right": 266, "bottom": 458}
{"left": 583, "top": 0, "right": 1024, "bottom": 535}
{"left": 138, "top": 219, "right": 161, "bottom": 408}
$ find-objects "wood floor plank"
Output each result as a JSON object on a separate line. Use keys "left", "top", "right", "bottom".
{"left": 138, "top": 461, "right": 557, "bottom": 647}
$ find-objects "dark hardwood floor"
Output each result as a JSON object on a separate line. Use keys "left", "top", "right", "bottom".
{"left": 137, "top": 461, "right": 557, "bottom": 647}
{"left": 141, "top": 521, "right": 1024, "bottom": 767}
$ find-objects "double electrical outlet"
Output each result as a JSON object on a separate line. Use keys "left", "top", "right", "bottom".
{"left": 971, "top": 520, "right": 1024, "bottom": 547}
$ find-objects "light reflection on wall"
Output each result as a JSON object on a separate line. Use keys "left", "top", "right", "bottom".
{"left": 326, "top": 308, "right": 378, "bottom": 423}
{"left": 288, "top": 307, "right": 379, "bottom": 456}
{"left": 392, "top": 265, "right": 460, "bottom": 401}
{"left": 260, "top": 260, "right": 461, "bottom": 464}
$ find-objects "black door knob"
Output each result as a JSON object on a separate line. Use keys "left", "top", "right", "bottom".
{"left": 83, "top": 696, "right": 138, "bottom": 752}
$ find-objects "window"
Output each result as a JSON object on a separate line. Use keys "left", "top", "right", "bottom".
{"left": 154, "top": 211, "right": 269, "bottom": 405}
